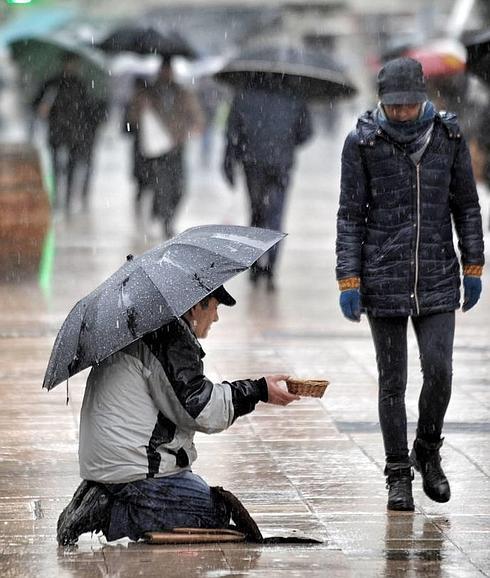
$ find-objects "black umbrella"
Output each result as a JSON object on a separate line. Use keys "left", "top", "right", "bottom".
{"left": 43, "top": 225, "right": 285, "bottom": 390}
{"left": 97, "top": 26, "right": 197, "bottom": 59}
{"left": 214, "top": 44, "right": 356, "bottom": 100}
{"left": 465, "top": 29, "right": 490, "bottom": 86}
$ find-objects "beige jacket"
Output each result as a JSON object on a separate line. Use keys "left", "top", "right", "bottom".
{"left": 127, "top": 79, "right": 204, "bottom": 147}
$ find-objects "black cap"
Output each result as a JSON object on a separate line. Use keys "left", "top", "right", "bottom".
{"left": 377, "top": 57, "right": 427, "bottom": 105}
{"left": 209, "top": 285, "right": 236, "bottom": 307}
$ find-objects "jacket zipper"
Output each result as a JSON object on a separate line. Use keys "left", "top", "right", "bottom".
{"left": 371, "top": 125, "right": 435, "bottom": 315}
{"left": 414, "top": 163, "right": 421, "bottom": 315}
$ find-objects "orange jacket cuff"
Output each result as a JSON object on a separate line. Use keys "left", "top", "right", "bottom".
{"left": 463, "top": 264, "right": 483, "bottom": 277}
{"left": 338, "top": 277, "right": 361, "bottom": 291}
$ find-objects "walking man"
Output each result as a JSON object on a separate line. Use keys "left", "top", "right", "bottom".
{"left": 336, "top": 57, "right": 484, "bottom": 511}
{"left": 223, "top": 78, "right": 312, "bottom": 290}
{"left": 126, "top": 59, "right": 203, "bottom": 238}
{"left": 33, "top": 55, "right": 104, "bottom": 212}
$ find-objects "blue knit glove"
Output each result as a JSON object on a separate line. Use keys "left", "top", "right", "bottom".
{"left": 340, "top": 289, "right": 361, "bottom": 322}
{"left": 462, "top": 276, "right": 482, "bottom": 312}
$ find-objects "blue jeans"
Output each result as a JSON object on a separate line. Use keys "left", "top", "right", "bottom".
{"left": 104, "top": 471, "right": 230, "bottom": 541}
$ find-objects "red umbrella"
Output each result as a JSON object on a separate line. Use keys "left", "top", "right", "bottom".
{"left": 406, "top": 38, "right": 466, "bottom": 78}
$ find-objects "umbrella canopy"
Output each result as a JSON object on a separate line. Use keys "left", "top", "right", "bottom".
{"left": 0, "top": 6, "right": 75, "bottom": 48}
{"left": 43, "top": 225, "right": 285, "bottom": 390}
{"left": 97, "top": 26, "right": 197, "bottom": 59}
{"left": 405, "top": 38, "right": 466, "bottom": 78}
{"left": 214, "top": 44, "right": 356, "bottom": 100}
{"left": 465, "top": 29, "right": 490, "bottom": 86}
{"left": 9, "top": 34, "right": 110, "bottom": 101}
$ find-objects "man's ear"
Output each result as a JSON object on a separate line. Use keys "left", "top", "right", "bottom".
{"left": 184, "top": 305, "right": 198, "bottom": 323}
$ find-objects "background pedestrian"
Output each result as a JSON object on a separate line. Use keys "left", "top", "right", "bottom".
{"left": 223, "top": 75, "right": 313, "bottom": 291}
{"left": 32, "top": 54, "right": 106, "bottom": 212}
{"left": 125, "top": 58, "right": 204, "bottom": 238}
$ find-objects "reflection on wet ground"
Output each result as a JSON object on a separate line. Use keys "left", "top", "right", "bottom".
{"left": 0, "top": 123, "right": 489, "bottom": 577}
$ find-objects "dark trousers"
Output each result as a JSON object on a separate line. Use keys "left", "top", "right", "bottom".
{"left": 51, "top": 144, "right": 93, "bottom": 210}
{"left": 367, "top": 312, "right": 455, "bottom": 463}
{"left": 150, "top": 146, "right": 184, "bottom": 235}
{"left": 243, "top": 164, "right": 290, "bottom": 274}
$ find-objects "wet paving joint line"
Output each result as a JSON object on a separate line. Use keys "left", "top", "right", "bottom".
{"left": 29, "top": 500, "right": 43, "bottom": 520}
{"left": 337, "top": 340, "right": 378, "bottom": 385}
{"left": 334, "top": 421, "right": 490, "bottom": 434}
{"left": 0, "top": 330, "right": 58, "bottom": 338}
{"left": 453, "top": 344, "right": 490, "bottom": 354}
{"left": 448, "top": 443, "right": 489, "bottom": 479}
{"left": 421, "top": 511, "right": 490, "bottom": 577}
{"left": 100, "top": 545, "right": 111, "bottom": 575}
{"left": 333, "top": 415, "right": 490, "bottom": 479}
{"left": 458, "top": 388, "right": 490, "bottom": 412}
{"left": 262, "top": 330, "right": 372, "bottom": 341}
{"left": 244, "top": 415, "right": 331, "bottom": 544}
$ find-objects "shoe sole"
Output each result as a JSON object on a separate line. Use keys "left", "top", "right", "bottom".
{"left": 387, "top": 502, "right": 414, "bottom": 512}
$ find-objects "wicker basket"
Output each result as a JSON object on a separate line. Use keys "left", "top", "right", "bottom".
{"left": 286, "top": 378, "right": 330, "bottom": 398}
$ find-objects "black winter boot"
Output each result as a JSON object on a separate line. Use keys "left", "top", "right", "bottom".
{"left": 385, "top": 463, "right": 414, "bottom": 512}
{"left": 57, "top": 480, "right": 91, "bottom": 542}
{"left": 410, "top": 438, "right": 451, "bottom": 503}
{"left": 57, "top": 483, "right": 111, "bottom": 546}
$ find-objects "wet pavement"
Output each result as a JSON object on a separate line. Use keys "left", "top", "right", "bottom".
{"left": 0, "top": 113, "right": 489, "bottom": 578}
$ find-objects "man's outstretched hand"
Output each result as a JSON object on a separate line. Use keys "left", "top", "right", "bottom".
{"left": 265, "top": 375, "right": 300, "bottom": 405}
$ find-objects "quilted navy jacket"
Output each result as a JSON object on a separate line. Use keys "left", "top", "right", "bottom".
{"left": 336, "top": 109, "right": 484, "bottom": 317}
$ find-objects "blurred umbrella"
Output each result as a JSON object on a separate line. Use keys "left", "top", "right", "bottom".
{"left": 0, "top": 7, "right": 75, "bottom": 48}
{"left": 214, "top": 44, "right": 356, "bottom": 100}
{"left": 9, "top": 34, "right": 110, "bottom": 101}
{"left": 405, "top": 38, "right": 466, "bottom": 78}
{"left": 465, "top": 29, "right": 490, "bottom": 86}
{"left": 43, "top": 225, "right": 285, "bottom": 390}
{"left": 97, "top": 26, "right": 197, "bottom": 59}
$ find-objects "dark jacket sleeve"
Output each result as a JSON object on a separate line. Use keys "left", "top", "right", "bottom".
{"left": 146, "top": 322, "right": 266, "bottom": 430}
{"left": 449, "top": 135, "right": 485, "bottom": 267}
{"left": 295, "top": 102, "right": 313, "bottom": 146}
{"left": 31, "top": 77, "right": 59, "bottom": 110}
{"left": 336, "top": 130, "right": 369, "bottom": 280}
{"left": 224, "top": 97, "right": 243, "bottom": 162}
{"left": 224, "top": 377, "right": 268, "bottom": 420}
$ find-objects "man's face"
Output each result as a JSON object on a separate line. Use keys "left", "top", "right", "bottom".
{"left": 383, "top": 103, "right": 422, "bottom": 122}
{"left": 191, "top": 297, "right": 220, "bottom": 338}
